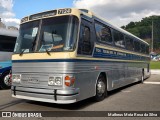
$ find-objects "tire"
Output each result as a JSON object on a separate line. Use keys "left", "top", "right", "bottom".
{"left": 94, "top": 75, "right": 107, "bottom": 102}
{"left": 0, "top": 71, "right": 11, "bottom": 89}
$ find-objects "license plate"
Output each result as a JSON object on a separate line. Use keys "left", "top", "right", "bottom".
{"left": 28, "top": 77, "right": 39, "bottom": 84}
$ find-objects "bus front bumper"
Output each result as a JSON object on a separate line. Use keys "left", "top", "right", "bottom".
{"left": 11, "top": 86, "right": 79, "bottom": 104}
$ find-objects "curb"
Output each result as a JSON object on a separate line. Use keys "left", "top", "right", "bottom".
{"left": 151, "top": 70, "right": 160, "bottom": 75}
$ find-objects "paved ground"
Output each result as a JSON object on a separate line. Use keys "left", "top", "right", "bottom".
{"left": 151, "top": 70, "right": 160, "bottom": 75}
{"left": 0, "top": 74, "right": 160, "bottom": 120}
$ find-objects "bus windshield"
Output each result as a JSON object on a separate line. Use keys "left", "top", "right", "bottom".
{"left": 14, "top": 16, "right": 79, "bottom": 54}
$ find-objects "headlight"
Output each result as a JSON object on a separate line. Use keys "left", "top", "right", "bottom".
{"left": 48, "top": 76, "right": 62, "bottom": 86}
{"left": 12, "top": 74, "right": 21, "bottom": 84}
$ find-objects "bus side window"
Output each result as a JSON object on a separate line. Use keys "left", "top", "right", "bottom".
{"left": 0, "top": 35, "right": 16, "bottom": 52}
{"left": 126, "top": 36, "right": 134, "bottom": 51}
{"left": 78, "top": 25, "right": 92, "bottom": 55}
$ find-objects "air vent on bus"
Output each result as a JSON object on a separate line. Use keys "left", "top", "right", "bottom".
{"left": 79, "top": 9, "right": 89, "bottom": 13}
{"left": 79, "top": 9, "right": 93, "bottom": 17}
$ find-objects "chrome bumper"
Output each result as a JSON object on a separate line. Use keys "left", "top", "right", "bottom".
{"left": 11, "top": 86, "right": 79, "bottom": 104}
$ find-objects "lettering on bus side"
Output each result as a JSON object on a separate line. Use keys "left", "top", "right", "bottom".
{"left": 95, "top": 48, "right": 102, "bottom": 53}
{"left": 94, "top": 47, "right": 147, "bottom": 61}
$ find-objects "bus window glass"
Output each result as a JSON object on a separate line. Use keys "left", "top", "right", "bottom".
{"left": 84, "top": 27, "right": 90, "bottom": 42}
{"left": 39, "top": 16, "right": 78, "bottom": 52}
{"left": 14, "top": 20, "right": 40, "bottom": 53}
{"left": 141, "top": 43, "right": 145, "bottom": 54}
{"left": 0, "top": 35, "right": 16, "bottom": 52}
{"left": 146, "top": 46, "right": 149, "bottom": 54}
{"left": 95, "top": 23, "right": 112, "bottom": 43}
{"left": 134, "top": 40, "right": 140, "bottom": 52}
{"left": 113, "top": 30, "right": 125, "bottom": 48}
{"left": 78, "top": 25, "right": 92, "bottom": 55}
{"left": 119, "top": 33, "right": 125, "bottom": 48}
{"left": 125, "top": 36, "right": 134, "bottom": 51}
{"left": 14, "top": 16, "right": 79, "bottom": 54}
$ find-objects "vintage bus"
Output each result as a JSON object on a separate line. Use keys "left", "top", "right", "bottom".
{"left": 0, "top": 28, "right": 18, "bottom": 89}
{"left": 11, "top": 8, "right": 150, "bottom": 104}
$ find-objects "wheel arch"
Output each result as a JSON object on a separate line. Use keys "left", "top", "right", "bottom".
{"left": 0, "top": 68, "right": 11, "bottom": 79}
{"left": 0, "top": 68, "right": 11, "bottom": 89}
{"left": 94, "top": 72, "right": 108, "bottom": 96}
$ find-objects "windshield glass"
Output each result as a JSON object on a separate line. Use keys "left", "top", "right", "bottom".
{"left": 14, "top": 20, "right": 40, "bottom": 53}
{"left": 14, "top": 16, "right": 79, "bottom": 54}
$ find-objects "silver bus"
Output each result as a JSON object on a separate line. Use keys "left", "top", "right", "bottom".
{"left": 0, "top": 28, "right": 18, "bottom": 89}
{"left": 11, "top": 8, "right": 150, "bottom": 104}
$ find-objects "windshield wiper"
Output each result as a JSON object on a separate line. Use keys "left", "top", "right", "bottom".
{"left": 19, "top": 49, "right": 27, "bottom": 56}
{"left": 41, "top": 39, "right": 51, "bottom": 56}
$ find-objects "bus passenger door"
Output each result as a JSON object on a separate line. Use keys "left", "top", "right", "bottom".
{"left": 77, "top": 19, "right": 94, "bottom": 55}
{"left": 76, "top": 18, "right": 96, "bottom": 99}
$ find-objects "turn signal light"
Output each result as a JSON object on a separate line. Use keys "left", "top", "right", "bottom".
{"left": 65, "top": 75, "right": 75, "bottom": 87}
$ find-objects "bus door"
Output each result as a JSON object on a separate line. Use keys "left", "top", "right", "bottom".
{"left": 76, "top": 17, "right": 96, "bottom": 98}
{"left": 77, "top": 18, "right": 94, "bottom": 55}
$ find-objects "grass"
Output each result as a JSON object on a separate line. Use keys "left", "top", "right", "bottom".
{"left": 150, "top": 61, "right": 160, "bottom": 69}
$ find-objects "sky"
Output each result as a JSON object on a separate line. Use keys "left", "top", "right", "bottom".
{"left": 1, "top": 0, "right": 160, "bottom": 28}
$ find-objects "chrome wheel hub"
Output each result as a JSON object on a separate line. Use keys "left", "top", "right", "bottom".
{"left": 4, "top": 74, "right": 11, "bottom": 86}
{"left": 97, "top": 81, "right": 105, "bottom": 95}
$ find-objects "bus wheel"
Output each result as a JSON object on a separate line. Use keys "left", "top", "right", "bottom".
{"left": 0, "top": 71, "right": 11, "bottom": 89}
{"left": 94, "top": 75, "right": 107, "bottom": 102}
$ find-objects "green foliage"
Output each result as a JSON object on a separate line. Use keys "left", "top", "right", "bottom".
{"left": 127, "top": 27, "right": 140, "bottom": 37}
{"left": 122, "top": 15, "right": 160, "bottom": 50}
{"left": 126, "top": 22, "right": 136, "bottom": 29}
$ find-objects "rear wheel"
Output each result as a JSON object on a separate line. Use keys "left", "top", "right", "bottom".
{"left": 94, "top": 75, "right": 107, "bottom": 102}
{"left": 0, "top": 71, "right": 11, "bottom": 89}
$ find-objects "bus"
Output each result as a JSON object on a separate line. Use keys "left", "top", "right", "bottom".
{"left": 11, "top": 8, "right": 150, "bottom": 104}
{"left": 0, "top": 28, "right": 18, "bottom": 89}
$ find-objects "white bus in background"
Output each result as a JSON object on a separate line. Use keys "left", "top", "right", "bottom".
{"left": 0, "top": 28, "right": 18, "bottom": 89}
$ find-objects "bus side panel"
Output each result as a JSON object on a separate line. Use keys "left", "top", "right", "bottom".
{"left": 74, "top": 61, "right": 150, "bottom": 100}
{"left": 144, "top": 62, "right": 151, "bottom": 78}
{"left": 94, "top": 61, "right": 150, "bottom": 92}
{"left": 74, "top": 71, "right": 100, "bottom": 101}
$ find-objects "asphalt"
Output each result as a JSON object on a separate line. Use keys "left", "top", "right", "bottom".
{"left": 151, "top": 70, "right": 160, "bottom": 75}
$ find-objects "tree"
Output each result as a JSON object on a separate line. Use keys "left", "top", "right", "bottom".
{"left": 121, "top": 15, "right": 160, "bottom": 52}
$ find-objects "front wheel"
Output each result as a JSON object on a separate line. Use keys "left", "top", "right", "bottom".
{"left": 0, "top": 71, "right": 11, "bottom": 89}
{"left": 94, "top": 75, "right": 107, "bottom": 102}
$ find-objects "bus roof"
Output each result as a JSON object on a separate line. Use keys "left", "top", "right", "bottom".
{"left": 20, "top": 8, "right": 149, "bottom": 45}
{"left": 79, "top": 9, "right": 149, "bottom": 45}
{"left": 0, "top": 28, "right": 18, "bottom": 37}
